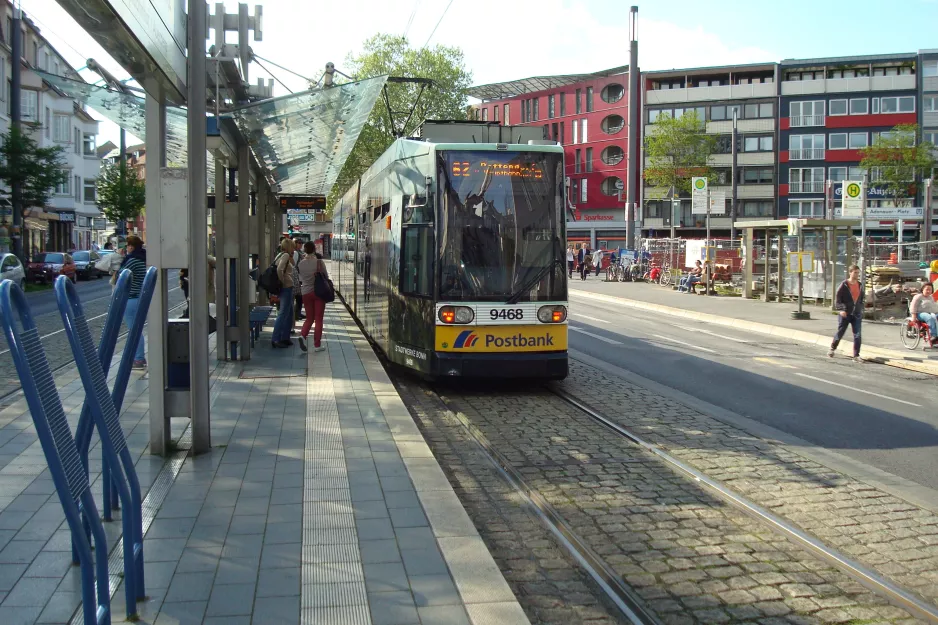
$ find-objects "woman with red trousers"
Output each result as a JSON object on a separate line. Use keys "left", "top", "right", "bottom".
{"left": 297, "top": 242, "right": 328, "bottom": 352}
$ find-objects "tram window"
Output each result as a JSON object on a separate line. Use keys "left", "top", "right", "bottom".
{"left": 381, "top": 202, "right": 390, "bottom": 218}
{"left": 401, "top": 226, "right": 432, "bottom": 296}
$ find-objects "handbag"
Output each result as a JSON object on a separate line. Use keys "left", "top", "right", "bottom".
{"left": 313, "top": 272, "right": 335, "bottom": 303}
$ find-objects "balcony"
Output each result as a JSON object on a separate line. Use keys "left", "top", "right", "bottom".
{"left": 645, "top": 82, "right": 776, "bottom": 105}
{"left": 781, "top": 74, "right": 916, "bottom": 96}
{"left": 789, "top": 181, "right": 824, "bottom": 193}
{"left": 789, "top": 148, "right": 825, "bottom": 160}
{"left": 789, "top": 115, "right": 825, "bottom": 128}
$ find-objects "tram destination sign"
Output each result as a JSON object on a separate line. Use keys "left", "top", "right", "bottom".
{"left": 280, "top": 196, "right": 326, "bottom": 211}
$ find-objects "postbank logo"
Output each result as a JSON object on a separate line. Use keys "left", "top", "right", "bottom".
{"left": 437, "top": 325, "right": 567, "bottom": 353}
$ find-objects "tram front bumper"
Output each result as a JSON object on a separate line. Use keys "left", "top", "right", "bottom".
{"left": 434, "top": 351, "right": 568, "bottom": 379}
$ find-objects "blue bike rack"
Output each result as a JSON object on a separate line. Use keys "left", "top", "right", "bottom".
{"left": 55, "top": 275, "right": 147, "bottom": 619}
{"left": 102, "top": 267, "right": 157, "bottom": 518}
{"left": 0, "top": 280, "right": 112, "bottom": 625}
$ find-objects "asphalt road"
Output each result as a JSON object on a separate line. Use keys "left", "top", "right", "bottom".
{"left": 567, "top": 288, "right": 938, "bottom": 492}
{"left": 0, "top": 271, "right": 185, "bottom": 398}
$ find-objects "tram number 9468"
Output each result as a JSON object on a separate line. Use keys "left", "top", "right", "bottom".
{"left": 491, "top": 308, "right": 524, "bottom": 321}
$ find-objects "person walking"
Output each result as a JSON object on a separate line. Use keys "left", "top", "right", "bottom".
{"left": 271, "top": 238, "right": 296, "bottom": 348}
{"left": 580, "top": 246, "right": 591, "bottom": 281}
{"left": 292, "top": 238, "right": 305, "bottom": 322}
{"left": 566, "top": 245, "right": 575, "bottom": 279}
{"left": 120, "top": 235, "right": 149, "bottom": 369}
{"left": 297, "top": 242, "right": 328, "bottom": 352}
{"left": 829, "top": 264, "right": 864, "bottom": 362}
{"left": 592, "top": 248, "right": 603, "bottom": 277}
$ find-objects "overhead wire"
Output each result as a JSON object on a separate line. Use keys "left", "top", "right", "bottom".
{"left": 422, "top": 0, "right": 455, "bottom": 48}
{"left": 252, "top": 56, "right": 293, "bottom": 94}
{"left": 251, "top": 53, "right": 314, "bottom": 83}
{"left": 403, "top": 0, "right": 420, "bottom": 39}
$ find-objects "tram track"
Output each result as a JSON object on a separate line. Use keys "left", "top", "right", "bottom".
{"left": 393, "top": 372, "right": 933, "bottom": 624}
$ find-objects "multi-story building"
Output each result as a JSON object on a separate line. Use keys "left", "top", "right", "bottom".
{"left": 641, "top": 63, "right": 778, "bottom": 238}
{"left": 779, "top": 54, "right": 920, "bottom": 235}
{"left": 920, "top": 51, "right": 938, "bottom": 237}
{"left": 468, "top": 65, "right": 635, "bottom": 249}
{"left": 0, "top": 2, "right": 102, "bottom": 254}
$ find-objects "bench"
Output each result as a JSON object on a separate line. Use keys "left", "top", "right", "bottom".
{"left": 250, "top": 306, "right": 275, "bottom": 346}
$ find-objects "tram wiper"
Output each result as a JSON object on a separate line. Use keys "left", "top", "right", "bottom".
{"left": 505, "top": 258, "right": 565, "bottom": 305}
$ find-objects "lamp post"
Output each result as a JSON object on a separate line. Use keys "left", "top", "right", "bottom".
{"left": 625, "top": 5, "right": 639, "bottom": 249}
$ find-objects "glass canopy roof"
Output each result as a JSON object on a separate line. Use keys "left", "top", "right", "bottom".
{"left": 41, "top": 72, "right": 389, "bottom": 198}
{"left": 228, "top": 75, "right": 388, "bottom": 197}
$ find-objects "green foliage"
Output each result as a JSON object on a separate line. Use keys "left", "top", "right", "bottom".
{"left": 859, "top": 124, "right": 937, "bottom": 206}
{"left": 326, "top": 33, "right": 473, "bottom": 214}
{"left": 96, "top": 161, "right": 146, "bottom": 225}
{"left": 0, "top": 125, "right": 68, "bottom": 208}
{"left": 643, "top": 112, "right": 718, "bottom": 199}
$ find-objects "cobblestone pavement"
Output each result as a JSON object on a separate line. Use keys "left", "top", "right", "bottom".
{"left": 393, "top": 375, "right": 923, "bottom": 625}
{"left": 558, "top": 358, "right": 938, "bottom": 614}
{"left": 0, "top": 285, "right": 185, "bottom": 398}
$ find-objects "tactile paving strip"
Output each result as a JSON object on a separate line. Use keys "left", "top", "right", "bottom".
{"left": 302, "top": 341, "right": 371, "bottom": 625}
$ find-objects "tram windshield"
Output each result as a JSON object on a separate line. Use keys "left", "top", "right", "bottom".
{"left": 438, "top": 150, "right": 565, "bottom": 302}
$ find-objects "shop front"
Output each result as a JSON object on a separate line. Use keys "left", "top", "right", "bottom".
{"left": 54, "top": 211, "right": 75, "bottom": 251}
{"left": 22, "top": 208, "right": 58, "bottom": 258}
{"left": 566, "top": 208, "right": 628, "bottom": 250}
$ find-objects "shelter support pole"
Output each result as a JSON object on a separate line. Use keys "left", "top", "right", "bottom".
{"left": 257, "top": 187, "right": 268, "bottom": 305}
{"left": 743, "top": 228, "right": 753, "bottom": 299}
{"left": 145, "top": 88, "right": 169, "bottom": 455}
{"left": 237, "top": 147, "right": 252, "bottom": 359}
{"left": 763, "top": 229, "right": 771, "bottom": 303}
{"left": 214, "top": 159, "right": 227, "bottom": 360}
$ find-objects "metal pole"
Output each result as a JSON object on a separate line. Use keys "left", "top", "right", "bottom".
{"left": 730, "top": 108, "right": 737, "bottom": 242}
{"left": 897, "top": 220, "right": 904, "bottom": 262}
{"left": 10, "top": 6, "right": 23, "bottom": 262}
{"left": 237, "top": 146, "right": 251, "bottom": 360}
{"left": 924, "top": 178, "right": 933, "bottom": 245}
{"left": 188, "top": 0, "right": 211, "bottom": 454}
{"left": 705, "top": 189, "right": 711, "bottom": 296}
{"left": 119, "top": 128, "right": 127, "bottom": 236}
{"left": 797, "top": 227, "right": 805, "bottom": 317}
{"left": 214, "top": 159, "right": 226, "bottom": 360}
{"left": 860, "top": 172, "right": 869, "bottom": 317}
{"left": 625, "top": 5, "right": 639, "bottom": 250}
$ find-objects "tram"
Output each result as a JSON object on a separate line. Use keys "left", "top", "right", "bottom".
{"left": 332, "top": 121, "right": 568, "bottom": 379}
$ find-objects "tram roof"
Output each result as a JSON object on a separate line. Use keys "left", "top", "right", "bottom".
{"left": 40, "top": 72, "right": 388, "bottom": 198}
{"left": 468, "top": 65, "right": 630, "bottom": 101}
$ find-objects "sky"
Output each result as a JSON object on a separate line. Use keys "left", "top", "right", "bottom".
{"left": 19, "top": 0, "right": 938, "bottom": 147}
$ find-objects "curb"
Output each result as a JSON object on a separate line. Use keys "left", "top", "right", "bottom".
{"left": 570, "top": 288, "right": 938, "bottom": 377}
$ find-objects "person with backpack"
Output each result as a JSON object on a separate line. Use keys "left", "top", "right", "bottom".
{"left": 297, "top": 242, "right": 329, "bottom": 352}
{"left": 271, "top": 238, "right": 296, "bottom": 348}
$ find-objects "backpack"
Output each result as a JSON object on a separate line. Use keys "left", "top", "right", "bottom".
{"left": 258, "top": 254, "right": 284, "bottom": 296}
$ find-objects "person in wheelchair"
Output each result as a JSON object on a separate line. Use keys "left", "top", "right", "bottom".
{"left": 678, "top": 260, "right": 703, "bottom": 293}
{"left": 911, "top": 283, "right": 938, "bottom": 345}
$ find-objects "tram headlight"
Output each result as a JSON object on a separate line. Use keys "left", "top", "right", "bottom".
{"left": 537, "top": 305, "right": 567, "bottom": 323}
{"left": 439, "top": 306, "right": 474, "bottom": 324}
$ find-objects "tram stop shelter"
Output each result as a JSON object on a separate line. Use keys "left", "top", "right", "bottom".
{"left": 735, "top": 219, "right": 859, "bottom": 306}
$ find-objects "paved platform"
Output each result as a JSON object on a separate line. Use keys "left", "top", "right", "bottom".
{"left": 0, "top": 304, "right": 527, "bottom": 624}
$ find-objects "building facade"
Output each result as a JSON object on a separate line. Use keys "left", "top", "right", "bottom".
{"left": 468, "top": 66, "right": 636, "bottom": 249}
{"left": 0, "top": 2, "right": 103, "bottom": 255}
{"left": 778, "top": 53, "right": 920, "bottom": 235}
{"left": 642, "top": 63, "right": 778, "bottom": 238}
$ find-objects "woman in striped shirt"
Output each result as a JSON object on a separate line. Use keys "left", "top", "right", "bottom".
{"left": 121, "top": 235, "right": 149, "bottom": 369}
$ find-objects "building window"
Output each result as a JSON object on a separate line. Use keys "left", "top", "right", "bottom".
{"left": 585, "top": 87, "right": 593, "bottom": 112}
{"left": 925, "top": 132, "right": 938, "bottom": 147}
{"left": 481, "top": 108, "right": 488, "bottom": 122}
{"left": 559, "top": 122, "right": 564, "bottom": 144}
{"left": 710, "top": 104, "right": 740, "bottom": 121}
{"left": 533, "top": 98, "right": 539, "bottom": 121}
{"left": 600, "top": 177, "right": 622, "bottom": 196}
{"left": 83, "top": 178, "right": 96, "bottom": 203}
{"left": 21, "top": 90, "right": 37, "bottom": 122}
{"left": 0, "top": 63, "right": 5, "bottom": 102}
{"left": 83, "top": 133, "right": 96, "bottom": 156}
{"left": 493, "top": 105, "right": 499, "bottom": 123}
{"left": 74, "top": 175, "right": 81, "bottom": 202}
{"left": 850, "top": 98, "right": 868, "bottom": 115}
{"left": 789, "top": 100, "right": 824, "bottom": 127}
{"left": 526, "top": 99, "right": 532, "bottom": 122}
{"left": 504, "top": 103, "right": 509, "bottom": 125}
{"left": 740, "top": 167, "right": 773, "bottom": 184}
{"left": 789, "top": 134, "right": 824, "bottom": 159}
{"left": 44, "top": 107, "right": 50, "bottom": 138}
{"left": 828, "top": 166, "right": 863, "bottom": 182}
{"left": 829, "top": 133, "right": 848, "bottom": 150}
{"left": 581, "top": 118, "right": 588, "bottom": 142}
{"left": 559, "top": 92, "right": 566, "bottom": 117}
{"left": 829, "top": 99, "right": 848, "bottom": 116}
{"left": 743, "top": 102, "right": 774, "bottom": 118}
{"left": 924, "top": 96, "right": 938, "bottom": 113}
{"left": 572, "top": 119, "right": 578, "bottom": 144}
{"left": 575, "top": 88, "right": 582, "bottom": 115}
{"left": 571, "top": 180, "right": 578, "bottom": 205}
{"left": 789, "top": 200, "right": 824, "bottom": 218}
{"left": 849, "top": 132, "right": 868, "bottom": 149}
{"left": 74, "top": 128, "right": 81, "bottom": 154}
{"left": 789, "top": 167, "right": 824, "bottom": 193}
{"left": 585, "top": 148, "right": 593, "bottom": 173}
{"left": 875, "top": 96, "right": 915, "bottom": 113}
{"left": 741, "top": 201, "right": 774, "bottom": 217}
{"left": 580, "top": 178, "right": 587, "bottom": 203}
{"left": 551, "top": 123, "right": 558, "bottom": 141}
{"left": 924, "top": 61, "right": 938, "bottom": 77}
{"left": 548, "top": 94, "right": 555, "bottom": 119}
{"left": 53, "top": 115, "right": 70, "bottom": 143}
{"left": 743, "top": 136, "right": 773, "bottom": 152}
{"left": 575, "top": 149, "right": 581, "bottom": 173}
{"left": 54, "top": 171, "right": 70, "bottom": 195}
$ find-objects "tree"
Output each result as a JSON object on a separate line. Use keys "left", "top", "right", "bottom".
{"left": 95, "top": 161, "right": 146, "bottom": 232}
{"left": 643, "top": 111, "right": 718, "bottom": 200}
{"left": 0, "top": 125, "right": 68, "bottom": 210}
{"left": 859, "top": 124, "right": 936, "bottom": 207}
{"left": 326, "top": 34, "right": 473, "bottom": 214}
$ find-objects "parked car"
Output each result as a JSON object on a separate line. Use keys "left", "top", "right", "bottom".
{"left": 0, "top": 253, "right": 26, "bottom": 290}
{"left": 27, "top": 252, "right": 77, "bottom": 284}
{"left": 71, "top": 250, "right": 102, "bottom": 280}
